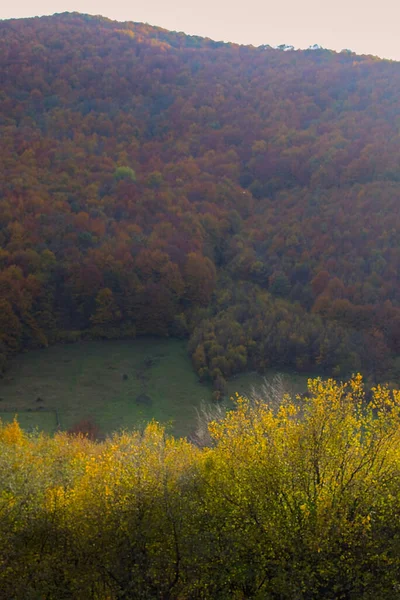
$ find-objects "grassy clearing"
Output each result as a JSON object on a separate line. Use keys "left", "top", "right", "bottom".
{"left": 0, "top": 410, "right": 58, "bottom": 432}
{"left": 225, "top": 370, "right": 309, "bottom": 400}
{"left": 0, "top": 339, "right": 310, "bottom": 437}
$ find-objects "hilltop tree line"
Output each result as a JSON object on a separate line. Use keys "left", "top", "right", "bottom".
{"left": 1, "top": 376, "right": 400, "bottom": 598}
{"left": 0, "top": 13, "right": 400, "bottom": 389}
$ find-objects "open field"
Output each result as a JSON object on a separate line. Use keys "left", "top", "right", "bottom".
{"left": 0, "top": 339, "right": 310, "bottom": 437}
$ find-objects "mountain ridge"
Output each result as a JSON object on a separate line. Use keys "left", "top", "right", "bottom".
{"left": 0, "top": 12, "right": 399, "bottom": 387}
{"left": 2, "top": 11, "right": 396, "bottom": 62}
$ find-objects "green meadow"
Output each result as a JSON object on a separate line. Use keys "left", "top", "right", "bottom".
{"left": 0, "top": 339, "right": 309, "bottom": 438}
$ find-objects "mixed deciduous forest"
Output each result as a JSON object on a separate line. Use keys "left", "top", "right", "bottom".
{"left": 0, "top": 12, "right": 400, "bottom": 397}
{"left": 2, "top": 13, "right": 400, "bottom": 599}
{"left": 2, "top": 376, "right": 400, "bottom": 599}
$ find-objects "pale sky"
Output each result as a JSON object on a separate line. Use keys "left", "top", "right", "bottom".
{"left": 1, "top": 0, "right": 400, "bottom": 61}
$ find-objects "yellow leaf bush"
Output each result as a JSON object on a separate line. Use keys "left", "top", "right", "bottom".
{"left": 1, "top": 376, "right": 400, "bottom": 598}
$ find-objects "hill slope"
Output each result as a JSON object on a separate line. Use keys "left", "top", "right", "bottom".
{"left": 0, "top": 13, "right": 399, "bottom": 386}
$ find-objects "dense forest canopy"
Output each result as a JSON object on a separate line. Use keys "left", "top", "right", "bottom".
{"left": 0, "top": 13, "right": 400, "bottom": 390}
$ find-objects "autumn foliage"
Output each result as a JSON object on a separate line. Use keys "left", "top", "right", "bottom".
{"left": 0, "top": 13, "right": 399, "bottom": 389}
{"left": 1, "top": 376, "right": 400, "bottom": 598}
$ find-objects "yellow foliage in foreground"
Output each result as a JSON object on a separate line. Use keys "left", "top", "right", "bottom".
{"left": 1, "top": 375, "right": 400, "bottom": 599}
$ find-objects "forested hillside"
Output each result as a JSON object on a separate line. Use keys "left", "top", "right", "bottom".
{"left": 1, "top": 13, "right": 400, "bottom": 390}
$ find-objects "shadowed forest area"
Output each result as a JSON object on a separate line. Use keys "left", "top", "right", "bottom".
{"left": 0, "top": 13, "right": 399, "bottom": 398}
